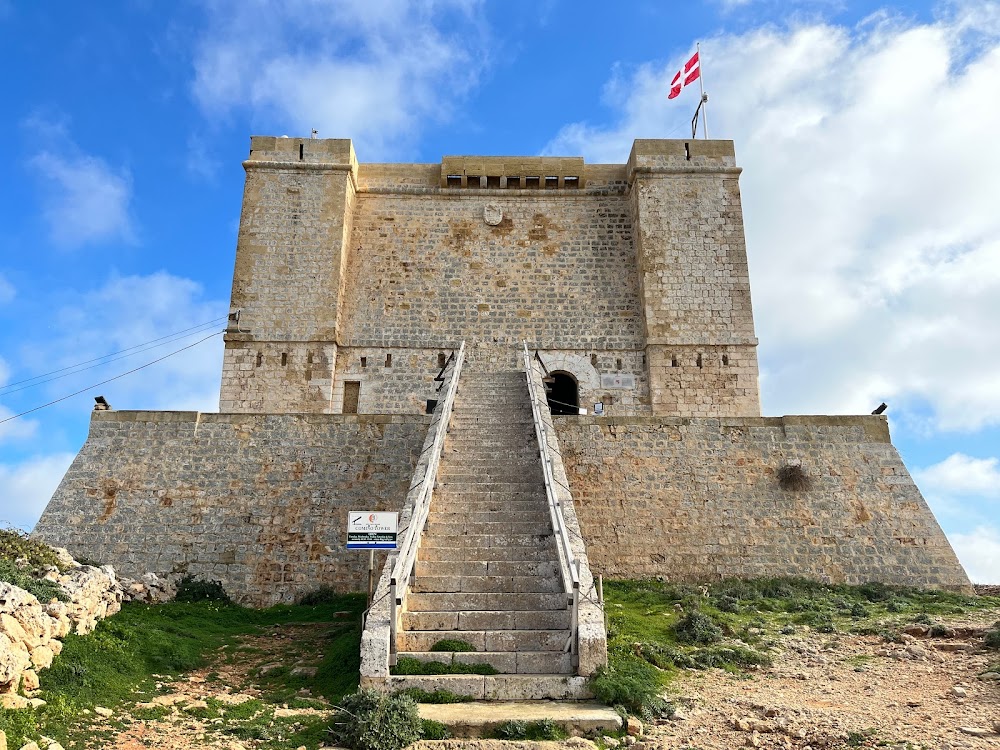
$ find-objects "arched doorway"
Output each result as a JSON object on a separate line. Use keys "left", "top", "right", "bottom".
{"left": 546, "top": 371, "right": 579, "bottom": 415}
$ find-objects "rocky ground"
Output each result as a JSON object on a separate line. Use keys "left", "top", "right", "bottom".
{"left": 642, "top": 609, "right": 1000, "bottom": 750}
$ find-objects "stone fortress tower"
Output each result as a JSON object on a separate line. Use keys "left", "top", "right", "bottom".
{"left": 220, "top": 137, "right": 758, "bottom": 419}
{"left": 36, "top": 135, "right": 972, "bottom": 623}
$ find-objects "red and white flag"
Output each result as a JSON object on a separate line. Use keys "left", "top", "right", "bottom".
{"left": 667, "top": 51, "right": 700, "bottom": 99}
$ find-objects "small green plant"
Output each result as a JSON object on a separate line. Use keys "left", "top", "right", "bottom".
{"left": 173, "top": 575, "right": 231, "bottom": 603}
{"left": 391, "top": 657, "right": 498, "bottom": 676}
{"left": 330, "top": 689, "right": 423, "bottom": 750}
{"left": 776, "top": 463, "right": 810, "bottom": 491}
{"left": 420, "top": 719, "right": 451, "bottom": 739}
{"left": 491, "top": 719, "right": 568, "bottom": 741}
{"left": 429, "top": 638, "right": 477, "bottom": 652}
{"left": 396, "top": 688, "right": 473, "bottom": 704}
{"left": 673, "top": 610, "right": 723, "bottom": 645}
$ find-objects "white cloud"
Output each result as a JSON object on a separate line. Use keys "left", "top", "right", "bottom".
{"left": 0, "top": 273, "right": 14, "bottom": 304}
{"left": 42, "top": 272, "right": 226, "bottom": 413}
{"left": 191, "top": 0, "right": 488, "bottom": 159}
{"left": 949, "top": 525, "right": 1000, "bottom": 584}
{"left": 544, "top": 6, "right": 1000, "bottom": 432}
{"left": 30, "top": 149, "right": 135, "bottom": 249}
{"left": 0, "top": 453, "right": 76, "bottom": 532}
{"left": 915, "top": 453, "right": 1000, "bottom": 498}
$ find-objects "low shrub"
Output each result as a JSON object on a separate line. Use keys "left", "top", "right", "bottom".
{"left": 420, "top": 719, "right": 451, "bottom": 740}
{"left": 396, "top": 688, "right": 473, "bottom": 704}
{"left": 984, "top": 622, "right": 1000, "bottom": 650}
{"left": 793, "top": 611, "right": 836, "bottom": 633}
{"left": 491, "top": 719, "right": 568, "bottom": 741}
{"left": 673, "top": 610, "right": 723, "bottom": 645}
{"left": 0, "top": 527, "right": 63, "bottom": 569}
{"left": 0, "top": 559, "right": 68, "bottom": 603}
{"left": 297, "top": 586, "right": 342, "bottom": 605}
{"left": 391, "top": 657, "right": 498, "bottom": 676}
{"left": 590, "top": 657, "right": 669, "bottom": 720}
{"left": 330, "top": 689, "right": 422, "bottom": 750}
{"left": 174, "top": 575, "right": 231, "bottom": 603}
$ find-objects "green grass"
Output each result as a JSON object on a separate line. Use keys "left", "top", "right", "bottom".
{"left": 597, "top": 577, "right": 1000, "bottom": 718}
{"left": 429, "top": 638, "right": 477, "bottom": 652}
{"left": 395, "top": 688, "right": 474, "bottom": 704}
{"left": 0, "top": 594, "right": 366, "bottom": 749}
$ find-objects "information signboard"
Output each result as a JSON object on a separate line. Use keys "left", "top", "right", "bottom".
{"left": 347, "top": 511, "right": 398, "bottom": 549}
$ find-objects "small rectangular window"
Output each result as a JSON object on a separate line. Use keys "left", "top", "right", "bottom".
{"left": 447, "top": 175, "right": 462, "bottom": 187}
{"left": 564, "top": 176, "right": 580, "bottom": 189}
{"left": 466, "top": 175, "right": 480, "bottom": 188}
{"left": 360, "top": 356, "right": 367, "bottom": 368}
{"left": 281, "top": 352, "right": 288, "bottom": 366}
{"left": 438, "top": 352, "right": 446, "bottom": 368}
{"left": 545, "top": 176, "right": 559, "bottom": 189}
{"left": 486, "top": 175, "right": 501, "bottom": 189}
{"left": 299, "top": 143, "right": 304, "bottom": 161}
{"left": 385, "top": 353, "right": 392, "bottom": 367}
{"left": 722, "top": 354, "right": 729, "bottom": 366}
{"left": 525, "top": 176, "right": 540, "bottom": 189}
{"left": 343, "top": 381, "right": 361, "bottom": 414}
{"left": 506, "top": 176, "right": 521, "bottom": 189}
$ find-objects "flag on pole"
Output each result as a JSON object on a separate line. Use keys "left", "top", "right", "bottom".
{"left": 667, "top": 51, "right": 700, "bottom": 99}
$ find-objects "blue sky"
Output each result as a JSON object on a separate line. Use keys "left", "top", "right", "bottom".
{"left": 0, "top": 0, "right": 997, "bottom": 581}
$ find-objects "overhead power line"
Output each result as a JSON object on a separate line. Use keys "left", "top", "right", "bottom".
{"left": 0, "top": 329, "right": 224, "bottom": 426}
{"left": 0, "top": 315, "right": 228, "bottom": 393}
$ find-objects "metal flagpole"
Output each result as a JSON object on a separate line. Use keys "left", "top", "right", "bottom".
{"left": 697, "top": 42, "right": 709, "bottom": 139}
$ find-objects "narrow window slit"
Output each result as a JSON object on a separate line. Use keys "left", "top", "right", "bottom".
{"left": 281, "top": 352, "right": 288, "bottom": 366}
{"left": 385, "top": 353, "right": 392, "bottom": 367}
{"left": 360, "top": 357, "right": 367, "bottom": 368}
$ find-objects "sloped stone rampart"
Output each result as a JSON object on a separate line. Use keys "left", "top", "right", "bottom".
{"left": 33, "top": 411, "right": 429, "bottom": 606}
{"left": 554, "top": 415, "right": 972, "bottom": 591}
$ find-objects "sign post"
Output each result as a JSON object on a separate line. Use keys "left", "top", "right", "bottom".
{"left": 347, "top": 511, "right": 398, "bottom": 608}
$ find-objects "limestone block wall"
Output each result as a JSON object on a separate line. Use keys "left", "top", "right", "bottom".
{"left": 33, "top": 411, "right": 430, "bottom": 606}
{"left": 339, "top": 188, "right": 643, "bottom": 350}
{"left": 627, "top": 140, "right": 761, "bottom": 416}
{"left": 555, "top": 415, "right": 972, "bottom": 591}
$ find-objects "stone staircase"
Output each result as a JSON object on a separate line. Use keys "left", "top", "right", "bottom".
{"left": 388, "top": 370, "right": 590, "bottom": 699}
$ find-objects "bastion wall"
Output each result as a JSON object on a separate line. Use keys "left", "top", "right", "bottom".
{"left": 33, "top": 410, "right": 430, "bottom": 606}
{"left": 555, "top": 415, "right": 971, "bottom": 591}
{"left": 34, "top": 411, "right": 972, "bottom": 603}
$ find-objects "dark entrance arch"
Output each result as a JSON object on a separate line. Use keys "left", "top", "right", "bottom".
{"left": 546, "top": 371, "right": 579, "bottom": 415}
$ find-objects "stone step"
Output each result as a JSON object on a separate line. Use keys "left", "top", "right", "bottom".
{"left": 437, "top": 481, "right": 544, "bottom": 493}
{"left": 396, "top": 651, "right": 572, "bottom": 674}
{"left": 426, "top": 510, "right": 550, "bottom": 525}
{"left": 424, "top": 521, "right": 550, "bottom": 536}
{"left": 437, "top": 470, "right": 544, "bottom": 484}
{"left": 419, "top": 534, "right": 554, "bottom": 550}
{"left": 414, "top": 560, "right": 560, "bottom": 578}
{"left": 406, "top": 592, "right": 569, "bottom": 612}
{"left": 411, "top": 574, "right": 561, "bottom": 594}
{"left": 417, "top": 701, "right": 621, "bottom": 738}
{"left": 419, "top": 545, "right": 557, "bottom": 562}
{"left": 431, "top": 493, "right": 548, "bottom": 506}
{"left": 384, "top": 674, "right": 592, "bottom": 701}
{"left": 397, "top": 629, "right": 570, "bottom": 652}
{"left": 402, "top": 609, "right": 572, "bottom": 631}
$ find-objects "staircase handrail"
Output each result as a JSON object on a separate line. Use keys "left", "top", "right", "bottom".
{"left": 522, "top": 342, "right": 580, "bottom": 650}
{"left": 389, "top": 341, "right": 466, "bottom": 657}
